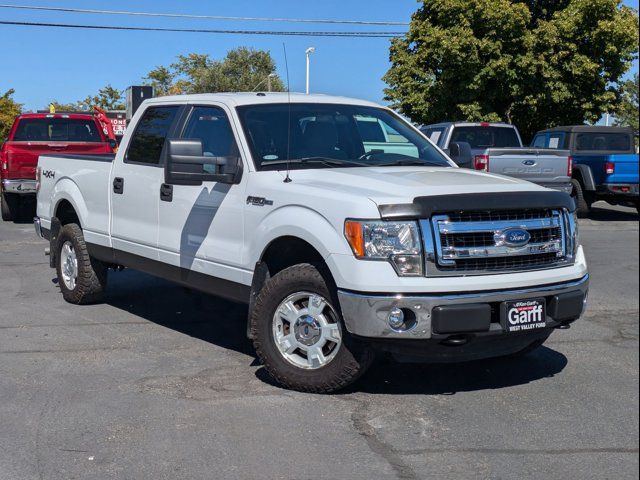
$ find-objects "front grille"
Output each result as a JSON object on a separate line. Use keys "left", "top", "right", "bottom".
{"left": 420, "top": 208, "right": 573, "bottom": 276}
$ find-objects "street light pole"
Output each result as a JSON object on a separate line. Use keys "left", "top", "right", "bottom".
{"left": 305, "top": 47, "right": 315, "bottom": 94}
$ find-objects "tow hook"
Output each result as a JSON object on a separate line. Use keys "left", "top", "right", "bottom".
{"left": 557, "top": 323, "right": 571, "bottom": 330}
{"left": 440, "top": 335, "right": 468, "bottom": 346}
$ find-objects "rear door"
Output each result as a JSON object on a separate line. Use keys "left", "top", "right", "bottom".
{"left": 110, "top": 104, "right": 181, "bottom": 260}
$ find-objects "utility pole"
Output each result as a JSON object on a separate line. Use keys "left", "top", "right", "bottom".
{"left": 305, "top": 47, "right": 315, "bottom": 94}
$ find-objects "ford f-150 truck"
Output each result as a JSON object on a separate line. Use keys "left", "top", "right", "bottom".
{"left": 34, "top": 93, "right": 588, "bottom": 393}
{"left": 421, "top": 122, "right": 572, "bottom": 194}
{"left": 531, "top": 126, "right": 639, "bottom": 216}
{"left": 1, "top": 110, "right": 117, "bottom": 221}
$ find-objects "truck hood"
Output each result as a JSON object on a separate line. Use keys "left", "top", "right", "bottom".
{"left": 282, "top": 166, "right": 546, "bottom": 205}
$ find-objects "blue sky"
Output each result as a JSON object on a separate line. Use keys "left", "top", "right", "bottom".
{"left": 0, "top": 0, "right": 638, "bottom": 111}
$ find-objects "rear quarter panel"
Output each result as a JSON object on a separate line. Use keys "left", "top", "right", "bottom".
{"left": 572, "top": 153, "right": 639, "bottom": 186}
{"left": 37, "top": 155, "right": 114, "bottom": 246}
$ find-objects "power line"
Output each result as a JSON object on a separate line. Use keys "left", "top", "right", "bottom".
{"left": 0, "top": 20, "right": 403, "bottom": 37}
{"left": 0, "top": 4, "right": 410, "bottom": 26}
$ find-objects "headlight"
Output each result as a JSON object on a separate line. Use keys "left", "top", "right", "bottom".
{"left": 344, "top": 220, "right": 423, "bottom": 276}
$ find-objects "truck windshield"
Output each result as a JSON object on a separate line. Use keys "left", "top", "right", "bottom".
{"left": 450, "top": 126, "right": 520, "bottom": 149}
{"left": 236, "top": 103, "right": 452, "bottom": 170}
{"left": 13, "top": 118, "right": 103, "bottom": 143}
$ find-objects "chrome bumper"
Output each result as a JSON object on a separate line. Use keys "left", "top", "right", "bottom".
{"left": 337, "top": 274, "right": 589, "bottom": 340}
{"left": 33, "top": 217, "right": 44, "bottom": 238}
{"left": 2, "top": 179, "right": 37, "bottom": 194}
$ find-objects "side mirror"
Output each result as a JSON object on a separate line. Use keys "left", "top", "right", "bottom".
{"left": 447, "top": 141, "right": 473, "bottom": 168}
{"left": 165, "top": 139, "right": 240, "bottom": 186}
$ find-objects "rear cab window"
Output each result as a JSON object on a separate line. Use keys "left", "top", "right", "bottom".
{"left": 574, "top": 133, "right": 632, "bottom": 152}
{"left": 450, "top": 126, "right": 521, "bottom": 148}
{"left": 126, "top": 106, "right": 180, "bottom": 165}
{"left": 12, "top": 117, "right": 104, "bottom": 143}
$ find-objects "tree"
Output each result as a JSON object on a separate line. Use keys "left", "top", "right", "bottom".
{"left": 48, "top": 85, "right": 125, "bottom": 112}
{"left": 614, "top": 73, "right": 638, "bottom": 131}
{"left": 384, "top": 0, "right": 639, "bottom": 141}
{"left": 0, "top": 89, "right": 22, "bottom": 142}
{"left": 143, "top": 47, "right": 285, "bottom": 95}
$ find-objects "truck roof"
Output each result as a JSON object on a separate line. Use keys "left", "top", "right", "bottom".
{"left": 538, "top": 125, "right": 636, "bottom": 134}
{"left": 141, "top": 92, "right": 382, "bottom": 108}
{"left": 421, "top": 121, "right": 516, "bottom": 129}
{"left": 16, "top": 112, "right": 96, "bottom": 120}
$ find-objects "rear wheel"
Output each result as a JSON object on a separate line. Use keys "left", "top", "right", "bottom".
{"left": 571, "top": 179, "right": 592, "bottom": 218}
{"left": 250, "top": 263, "right": 374, "bottom": 393}
{"left": 55, "top": 223, "right": 108, "bottom": 304}
{"left": 1, "top": 192, "right": 18, "bottom": 222}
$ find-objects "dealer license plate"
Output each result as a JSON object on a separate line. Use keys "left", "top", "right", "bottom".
{"left": 501, "top": 298, "right": 546, "bottom": 333}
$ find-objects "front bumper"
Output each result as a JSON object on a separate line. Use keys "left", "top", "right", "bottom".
{"left": 2, "top": 179, "right": 37, "bottom": 195}
{"left": 338, "top": 274, "right": 589, "bottom": 340}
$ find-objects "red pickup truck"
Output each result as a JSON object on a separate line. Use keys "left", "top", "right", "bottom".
{"left": 1, "top": 111, "right": 117, "bottom": 221}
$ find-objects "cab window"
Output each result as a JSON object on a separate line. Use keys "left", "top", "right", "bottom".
{"left": 126, "top": 106, "right": 179, "bottom": 165}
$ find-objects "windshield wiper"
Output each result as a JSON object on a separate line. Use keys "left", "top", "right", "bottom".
{"left": 261, "top": 157, "right": 369, "bottom": 167}
{"left": 376, "top": 159, "right": 448, "bottom": 167}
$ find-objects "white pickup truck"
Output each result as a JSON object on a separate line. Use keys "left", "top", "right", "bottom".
{"left": 34, "top": 93, "right": 589, "bottom": 393}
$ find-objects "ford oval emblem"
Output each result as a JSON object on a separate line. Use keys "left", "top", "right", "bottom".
{"left": 522, "top": 159, "right": 536, "bottom": 166}
{"left": 500, "top": 228, "right": 531, "bottom": 247}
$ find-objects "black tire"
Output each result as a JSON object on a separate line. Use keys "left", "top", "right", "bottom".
{"left": 55, "top": 223, "right": 108, "bottom": 304}
{"left": 1, "top": 192, "right": 17, "bottom": 222}
{"left": 571, "top": 179, "right": 591, "bottom": 218}
{"left": 250, "top": 263, "right": 374, "bottom": 393}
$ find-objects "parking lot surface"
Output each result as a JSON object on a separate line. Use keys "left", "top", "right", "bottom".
{"left": 0, "top": 202, "right": 638, "bottom": 480}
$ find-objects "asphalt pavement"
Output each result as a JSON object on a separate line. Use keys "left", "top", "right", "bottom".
{"left": 0, "top": 201, "right": 638, "bottom": 480}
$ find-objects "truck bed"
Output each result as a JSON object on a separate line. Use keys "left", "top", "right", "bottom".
{"left": 36, "top": 154, "right": 115, "bottom": 247}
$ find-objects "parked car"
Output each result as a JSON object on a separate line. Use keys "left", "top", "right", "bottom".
{"left": 421, "top": 122, "right": 572, "bottom": 194}
{"left": 1, "top": 110, "right": 117, "bottom": 221}
{"left": 531, "top": 126, "right": 639, "bottom": 216}
{"left": 34, "top": 93, "right": 588, "bottom": 393}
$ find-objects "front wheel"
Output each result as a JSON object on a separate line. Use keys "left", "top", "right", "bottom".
{"left": 250, "top": 264, "right": 373, "bottom": 393}
{"left": 55, "top": 223, "right": 108, "bottom": 304}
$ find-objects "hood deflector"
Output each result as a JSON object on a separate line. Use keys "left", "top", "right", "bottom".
{"left": 378, "top": 191, "right": 576, "bottom": 220}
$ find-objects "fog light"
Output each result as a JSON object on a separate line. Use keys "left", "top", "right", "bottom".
{"left": 388, "top": 307, "right": 405, "bottom": 330}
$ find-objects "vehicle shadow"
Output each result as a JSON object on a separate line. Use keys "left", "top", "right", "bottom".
{"left": 588, "top": 202, "right": 638, "bottom": 221}
{"left": 101, "top": 269, "right": 568, "bottom": 395}
{"left": 103, "top": 269, "right": 254, "bottom": 356}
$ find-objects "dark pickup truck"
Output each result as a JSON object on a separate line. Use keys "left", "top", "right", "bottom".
{"left": 531, "top": 126, "right": 639, "bottom": 216}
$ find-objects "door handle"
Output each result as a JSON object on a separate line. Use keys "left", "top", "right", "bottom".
{"left": 113, "top": 177, "right": 124, "bottom": 194}
{"left": 160, "top": 183, "right": 173, "bottom": 202}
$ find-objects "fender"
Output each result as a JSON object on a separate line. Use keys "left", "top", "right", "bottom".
{"left": 573, "top": 164, "right": 596, "bottom": 191}
{"left": 246, "top": 205, "right": 349, "bottom": 269}
{"left": 50, "top": 178, "right": 90, "bottom": 227}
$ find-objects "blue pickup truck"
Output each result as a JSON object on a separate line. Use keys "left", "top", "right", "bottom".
{"left": 531, "top": 126, "right": 639, "bottom": 217}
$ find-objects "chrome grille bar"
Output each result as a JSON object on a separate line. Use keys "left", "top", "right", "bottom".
{"left": 420, "top": 208, "right": 574, "bottom": 277}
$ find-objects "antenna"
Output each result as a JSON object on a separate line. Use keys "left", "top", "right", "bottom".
{"left": 282, "top": 42, "right": 292, "bottom": 183}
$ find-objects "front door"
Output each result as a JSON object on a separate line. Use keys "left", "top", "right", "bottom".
{"left": 157, "top": 104, "right": 246, "bottom": 284}
{"left": 110, "top": 105, "right": 181, "bottom": 260}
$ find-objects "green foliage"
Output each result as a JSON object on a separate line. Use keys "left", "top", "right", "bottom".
{"left": 384, "top": 0, "right": 639, "bottom": 141}
{"left": 614, "top": 73, "right": 638, "bottom": 131}
{"left": 0, "top": 89, "right": 22, "bottom": 142}
{"left": 143, "top": 47, "right": 285, "bottom": 95}
{"left": 48, "top": 85, "right": 125, "bottom": 112}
